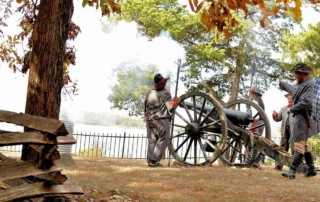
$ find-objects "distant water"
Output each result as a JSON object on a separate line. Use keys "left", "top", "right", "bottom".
{"left": 74, "top": 123, "right": 146, "bottom": 136}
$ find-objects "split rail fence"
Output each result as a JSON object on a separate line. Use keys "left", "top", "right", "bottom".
{"left": 0, "top": 110, "right": 83, "bottom": 201}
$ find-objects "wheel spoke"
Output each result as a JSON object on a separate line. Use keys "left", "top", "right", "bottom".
{"left": 199, "top": 120, "right": 220, "bottom": 129}
{"left": 193, "top": 96, "right": 197, "bottom": 123}
{"left": 181, "top": 101, "right": 194, "bottom": 123}
{"left": 230, "top": 138, "right": 240, "bottom": 161}
{"left": 204, "top": 139, "right": 218, "bottom": 151}
{"left": 199, "top": 107, "right": 216, "bottom": 126}
{"left": 252, "top": 112, "right": 259, "bottom": 119}
{"left": 174, "top": 135, "right": 191, "bottom": 153}
{"left": 174, "top": 123, "right": 187, "bottom": 128}
{"left": 171, "top": 132, "right": 187, "bottom": 139}
{"left": 175, "top": 111, "right": 191, "bottom": 125}
{"left": 249, "top": 123, "right": 265, "bottom": 131}
{"left": 183, "top": 138, "right": 193, "bottom": 161}
{"left": 197, "top": 137, "right": 208, "bottom": 161}
{"left": 198, "top": 98, "right": 206, "bottom": 123}
{"left": 194, "top": 136, "right": 197, "bottom": 164}
{"left": 220, "top": 139, "right": 236, "bottom": 155}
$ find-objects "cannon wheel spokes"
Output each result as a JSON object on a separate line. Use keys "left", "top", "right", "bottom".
{"left": 169, "top": 92, "right": 228, "bottom": 166}
{"left": 219, "top": 99, "right": 271, "bottom": 166}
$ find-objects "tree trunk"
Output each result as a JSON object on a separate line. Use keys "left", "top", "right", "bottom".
{"left": 227, "top": 69, "right": 241, "bottom": 103}
{"left": 21, "top": 0, "right": 74, "bottom": 160}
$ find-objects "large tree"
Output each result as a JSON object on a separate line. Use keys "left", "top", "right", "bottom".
{"left": 115, "top": 0, "right": 283, "bottom": 104}
{"left": 0, "top": 0, "right": 121, "bottom": 159}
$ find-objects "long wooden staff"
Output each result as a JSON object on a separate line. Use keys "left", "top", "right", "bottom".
{"left": 168, "top": 59, "right": 181, "bottom": 167}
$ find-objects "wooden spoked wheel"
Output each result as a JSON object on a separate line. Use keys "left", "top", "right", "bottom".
{"left": 168, "top": 92, "right": 228, "bottom": 166}
{"left": 219, "top": 99, "right": 271, "bottom": 166}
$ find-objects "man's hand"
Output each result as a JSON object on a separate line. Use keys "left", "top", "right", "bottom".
{"left": 272, "top": 110, "right": 278, "bottom": 120}
{"left": 170, "top": 96, "right": 180, "bottom": 107}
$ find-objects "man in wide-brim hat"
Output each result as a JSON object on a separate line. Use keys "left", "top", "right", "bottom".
{"left": 279, "top": 63, "right": 317, "bottom": 179}
{"left": 144, "top": 73, "right": 179, "bottom": 167}
{"left": 249, "top": 86, "right": 263, "bottom": 97}
{"left": 152, "top": 73, "right": 170, "bottom": 90}
{"left": 245, "top": 86, "right": 265, "bottom": 168}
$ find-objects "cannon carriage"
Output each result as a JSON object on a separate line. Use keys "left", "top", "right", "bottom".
{"left": 169, "top": 91, "right": 295, "bottom": 168}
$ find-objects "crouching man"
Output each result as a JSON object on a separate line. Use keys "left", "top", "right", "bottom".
{"left": 279, "top": 63, "right": 317, "bottom": 179}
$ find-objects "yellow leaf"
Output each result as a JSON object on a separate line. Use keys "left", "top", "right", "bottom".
{"left": 264, "top": 17, "right": 274, "bottom": 31}
{"left": 201, "top": 10, "right": 210, "bottom": 26}
{"left": 16, "top": 0, "right": 22, "bottom": 3}
{"left": 196, "top": 2, "right": 204, "bottom": 13}
{"left": 243, "top": 0, "right": 254, "bottom": 6}
{"left": 273, "top": 5, "right": 280, "bottom": 14}
{"left": 260, "top": 17, "right": 265, "bottom": 28}
{"left": 188, "top": 0, "right": 196, "bottom": 12}
{"left": 258, "top": 0, "right": 272, "bottom": 16}
{"left": 240, "top": 3, "right": 249, "bottom": 18}
{"left": 193, "top": 0, "right": 198, "bottom": 7}
{"left": 226, "top": 0, "right": 237, "bottom": 10}
{"left": 291, "top": 0, "right": 302, "bottom": 21}
{"left": 223, "top": 29, "right": 232, "bottom": 40}
{"left": 208, "top": 5, "right": 215, "bottom": 17}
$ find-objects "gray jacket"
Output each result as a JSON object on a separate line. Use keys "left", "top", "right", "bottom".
{"left": 273, "top": 105, "right": 293, "bottom": 138}
{"left": 144, "top": 88, "right": 172, "bottom": 121}
{"left": 279, "top": 77, "right": 316, "bottom": 142}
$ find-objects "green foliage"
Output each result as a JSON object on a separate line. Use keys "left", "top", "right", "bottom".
{"left": 279, "top": 22, "right": 320, "bottom": 76}
{"left": 112, "top": 0, "right": 284, "bottom": 101}
{"left": 108, "top": 64, "right": 158, "bottom": 116}
{"left": 308, "top": 135, "right": 320, "bottom": 165}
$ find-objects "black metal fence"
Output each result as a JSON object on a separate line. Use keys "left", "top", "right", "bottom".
{"left": 1, "top": 132, "right": 320, "bottom": 166}
{"left": 72, "top": 132, "right": 149, "bottom": 159}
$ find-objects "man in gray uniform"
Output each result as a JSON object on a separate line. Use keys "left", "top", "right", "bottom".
{"left": 272, "top": 93, "right": 293, "bottom": 171}
{"left": 279, "top": 63, "right": 317, "bottom": 179}
{"left": 144, "top": 74, "right": 179, "bottom": 167}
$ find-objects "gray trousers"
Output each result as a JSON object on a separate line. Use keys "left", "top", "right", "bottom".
{"left": 146, "top": 118, "right": 170, "bottom": 164}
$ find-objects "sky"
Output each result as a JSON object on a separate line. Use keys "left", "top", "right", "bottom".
{"left": 0, "top": 2, "right": 319, "bottom": 129}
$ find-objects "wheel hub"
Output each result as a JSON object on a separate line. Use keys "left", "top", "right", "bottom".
{"left": 185, "top": 123, "right": 200, "bottom": 137}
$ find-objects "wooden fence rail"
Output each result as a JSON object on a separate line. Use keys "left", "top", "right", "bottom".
{"left": 0, "top": 110, "right": 83, "bottom": 201}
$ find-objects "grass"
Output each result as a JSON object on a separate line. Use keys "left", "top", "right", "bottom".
{"left": 65, "top": 157, "right": 320, "bottom": 202}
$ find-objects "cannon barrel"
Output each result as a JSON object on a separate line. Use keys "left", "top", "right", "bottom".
{"left": 184, "top": 101, "right": 253, "bottom": 125}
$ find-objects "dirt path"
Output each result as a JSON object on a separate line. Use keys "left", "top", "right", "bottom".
{"left": 65, "top": 157, "right": 320, "bottom": 202}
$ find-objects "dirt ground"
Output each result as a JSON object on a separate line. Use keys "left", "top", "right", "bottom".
{"left": 63, "top": 157, "right": 320, "bottom": 202}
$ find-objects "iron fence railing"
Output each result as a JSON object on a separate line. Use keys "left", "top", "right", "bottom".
{"left": 1, "top": 132, "right": 320, "bottom": 166}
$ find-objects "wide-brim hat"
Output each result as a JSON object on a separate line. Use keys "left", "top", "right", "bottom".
{"left": 249, "top": 86, "right": 263, "bottom": 96}
{"left": 291, "top": 63, "right": 312, "bottom": 74}
{"left": 284, "top": 93, "right": 292, "bottom": 97}
{"left": 152, "top": 73, "right": 169, "bottom": 90}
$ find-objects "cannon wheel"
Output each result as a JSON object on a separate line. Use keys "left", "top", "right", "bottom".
{"left": 219, "top": 99, "right": 271, "bottom": 166}
{"left": 168, "top": 92, "right": 228, "bottom": 166}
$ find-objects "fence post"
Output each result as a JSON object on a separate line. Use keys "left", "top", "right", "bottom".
{"left": 122, "top": 132, "right": 127, "bottom": 158}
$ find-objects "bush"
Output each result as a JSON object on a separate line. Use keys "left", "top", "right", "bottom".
{"left": 308, "top": 135, "right": 320, "bottom": 165}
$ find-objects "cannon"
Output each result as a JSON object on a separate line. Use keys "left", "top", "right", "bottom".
{"left": 169, "top": 91, "right": 296, "bottom": 169}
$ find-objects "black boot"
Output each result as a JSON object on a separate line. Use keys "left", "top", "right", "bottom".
{"left": 282, "top": 152, "right": 304, "bottom": 179}
{"left": 304, "top": 152, "right": 317, "bottom": 177}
